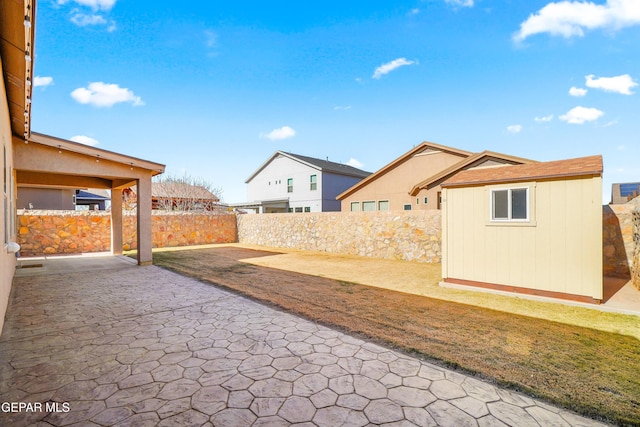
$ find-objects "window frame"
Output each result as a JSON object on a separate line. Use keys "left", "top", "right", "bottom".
{"left": 378, "top": 200, "right": 389, "bottom": 211}
{"left": 403, "top": 204, "right": 412, "bottom": 211}
{"left": 350, "top": 202, "right": 360, "bottom": 212}
{"left": 487, "top": 184, "right": 536, "bottom": 225}
{"left": 310, "top": 174, "right": 317, "bottom": 191}
{"left": 362, "top": 201, "right": 376, "bottom": 212}
{"left": 287, "top": 178, "right": 293, "bottom": 193}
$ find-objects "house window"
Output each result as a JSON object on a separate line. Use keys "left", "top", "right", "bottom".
{"left": 424, "top": 197, "right": 428, "bottom": 204}
{"left": 491, "top": 187, "right": 529, "bottom": 221}
{"left": 378, "top": 200, "right": 389, "bottom": 211}
{"left": 310, "top": 175, "right": 317, "bottom": 191}
{"left": 437, "top": 192, "right": 442, "bottom": 210}
{"left": 287, "top": 178, "right": 293, "bottom": 193}
{"left": 287, "top": 208, "right": 294, "bottom": 213}
{"left": 304, "top": 207, "right": 311, "bottom": 212}
{"left": 403, "top": 204, "right": 412, "bottom": 211}
{"left": 362, "top": 201, "right": 375, "bottom": 211}
{"left": 416, "top": 198, "right": 419, "bottom": 205}
{"left": 295, "top": 207, "right": 303, "bottom": 213}
{"left": 350, "top": 202, "right": 360, "bottom": 212}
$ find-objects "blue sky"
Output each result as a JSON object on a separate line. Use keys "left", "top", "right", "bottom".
{"left": 32, "top": 0, "right": 640, "bottom": 203}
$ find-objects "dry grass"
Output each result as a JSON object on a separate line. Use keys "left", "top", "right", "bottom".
{"left": 151, "top": 246, "right": 640, "bottom": 425}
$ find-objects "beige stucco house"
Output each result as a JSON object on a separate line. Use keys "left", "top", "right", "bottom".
{"left": 0, "top": 0, "right": 165, "bottom": 332}
{"left": 441, "top": 155, "right": 603, "bottom": 303}
{"left": 337, "top": 142, "right": 534, "bottom": 212}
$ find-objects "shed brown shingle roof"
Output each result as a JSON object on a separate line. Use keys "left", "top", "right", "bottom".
{"left": 441, "top": 155, "right": 603, "bottom": 188}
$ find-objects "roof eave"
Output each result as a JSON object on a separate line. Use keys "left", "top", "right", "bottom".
{"left": 29, "top": 132, "right": 166, "bottom": 174}
{"left": 337, "top": 141, "right": 471, "bottom": 200}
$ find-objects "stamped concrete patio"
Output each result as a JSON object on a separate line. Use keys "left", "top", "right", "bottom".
{"left": 0, "top": 255, "right": 608, "bottom": 426}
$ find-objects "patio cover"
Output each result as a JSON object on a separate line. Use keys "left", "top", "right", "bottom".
{"left": 13, "top": 132, "right": 165, "bottom": 265}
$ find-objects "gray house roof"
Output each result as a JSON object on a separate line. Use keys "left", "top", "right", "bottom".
{"left": 245, "top": 151, "right": 371, "bottom": 183}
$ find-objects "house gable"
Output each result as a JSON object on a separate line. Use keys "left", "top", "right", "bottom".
{"left": 337, "top": 141, "right": 471, "bottom": 201}
{"left": 409, "top": 151, "right": 536, "bottom": 196}
{"left": 245, "top": 151, "right": 370, "bottom": 213}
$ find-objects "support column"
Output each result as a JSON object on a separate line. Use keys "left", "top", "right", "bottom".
{"left": 110, "top": 188, "right": 123, "bottom": 255}
{"left": 136, "top": 176, "right": 153, "bottom": 266}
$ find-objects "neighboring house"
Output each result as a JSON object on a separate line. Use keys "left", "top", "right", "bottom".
{"left": 16, "top": 187, "right": 110, "bottom": 210}
{"left": 123, "top": 183, "right": 221, "bottom": 211}
{"left": 151, "top": 182, "right": 220, "bottom": 211}
{"left": 610, "top": 182, "right": 640, "bottom": 204}
{"left": 75, "top": 189, "right": 110, "bottom": 210}
{"left": 242, "top": 151, "right": 371, "bottom": 213}
{"left": 441, "top": 155, "right": 603, "bottom": 303}
{"left": 337, "top": 141, "right": 534, "bottom": 212}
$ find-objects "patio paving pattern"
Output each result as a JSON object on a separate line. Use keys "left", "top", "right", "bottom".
{"left": 0, "top": 256, "right": 608, "bottom": 426}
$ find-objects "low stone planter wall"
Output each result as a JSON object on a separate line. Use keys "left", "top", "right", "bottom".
{"left": 17, "top": 210, "right": 237, "bottom": 256}
{"left": 237, "top": 211, "right": 442, "bottom": 263}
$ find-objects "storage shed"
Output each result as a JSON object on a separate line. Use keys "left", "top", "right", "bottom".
{"left": 441, "top": 155, "right": 603, "bottom": 303}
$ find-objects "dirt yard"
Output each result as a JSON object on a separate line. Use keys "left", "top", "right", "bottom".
{"left": 152, "top": 245, "right": 640, "bottom": 425}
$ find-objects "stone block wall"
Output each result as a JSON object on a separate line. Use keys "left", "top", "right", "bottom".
{"left": 17, "top": 210, "right": 237, "bottom": 256}
{"left": 603, "top": 201, "right": 640, "bottom": 278}
{"left": 237, "top": 211, "right": 442, "bottom": 263}
{"left": 632, "top": 207, "right": 640, "bottom": 290}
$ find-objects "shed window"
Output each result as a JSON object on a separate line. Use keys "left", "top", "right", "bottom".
{"left": 362, "top": 201, "right": 375, "bottom": 211}
{"left": 350, "top": 202, "right": 360, "bottom": 212}
{"left": 491, "top": 188, "right": 529, "bottom": 221}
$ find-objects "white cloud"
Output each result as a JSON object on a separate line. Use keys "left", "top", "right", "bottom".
{"left": 513, "top": 0, "right": 640, "bottom": 42}
{"left": 70, "top": 135, "right": 100, "bottom": 146}
{"left": 569, "top": 86, "right": 587, "bottom": 97}
{"left": 507, "top": 124, "right": 523, "bottom": 134}
{"left": 346, "top": 158, "right": 364, "bottom": 168}
{"left": 33, "top": 76, "right": 54, "bottom": 88}
{"left": 409, "top": 8, "right": 420, "bottom": 15}
{"left": 559, "top": 106, "right": 604, "bottom": 124}
{"left": 445, "top": 0, "right": 474, "bottom": 7}
{"left": 71, "top": 82, "right": 144, "bottom": 107}
{"left": 260, "top": 126, "right": 296, "bottom": 141}
{"left": 372, "top": 58, "right": 417, "bottom": 79}
{"left": 585, "top": 74, "right": 638, "bottom": 95}
{"left": 333, "top": 105, "right": 352, "bottom": 111}
{"left": 58, "top": 0, "right": 116, "bottom": 11}
{"left": 204, "top": 30, "right": 218, "bottom": 48}
{"left": 71, "top": 13, "right": 106, "bottom": 26}
{"left": 534, "top": 114, "right": 554, "bottom": 122}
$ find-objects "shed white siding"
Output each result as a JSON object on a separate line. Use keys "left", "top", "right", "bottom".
{"left": 443, "top": 176, "right": 602, "bottom": 300}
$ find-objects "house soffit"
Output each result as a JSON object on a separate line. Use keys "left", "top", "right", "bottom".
{"left": 0, "top": 0, "right": 36, "bottom": 140}
{"left": 14, "top": 133, "right": 166, "bottom": 189}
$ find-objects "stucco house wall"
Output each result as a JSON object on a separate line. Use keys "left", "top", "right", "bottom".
{"left": 0, "top": 61, "right": 16, "bottom": 333}
{"left": 17, "top": 187, "right": 75, "bottom": 210}
{"left": 339, "top": 146, "right": 468, "bottom": 212}
{"left": 442, "top": 156, "right": 603, "bottom": 302}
